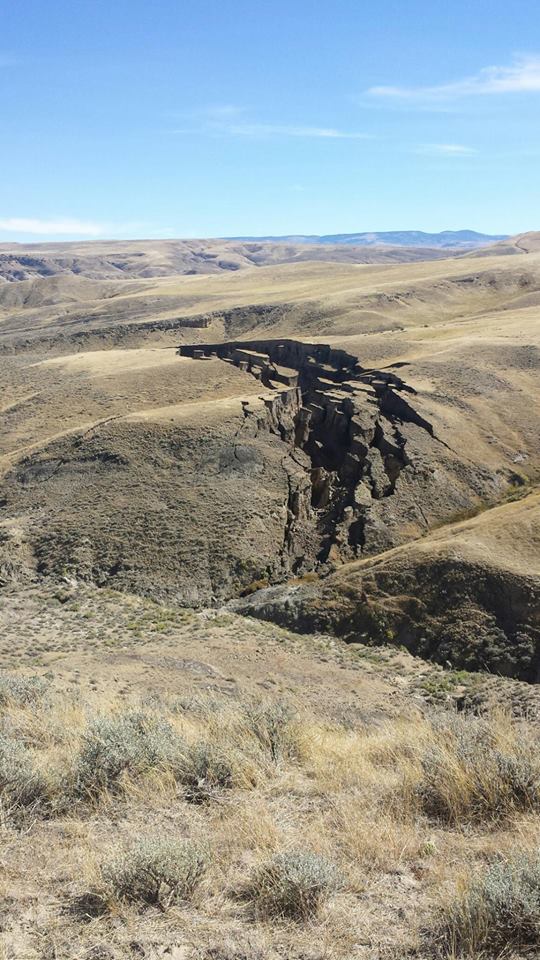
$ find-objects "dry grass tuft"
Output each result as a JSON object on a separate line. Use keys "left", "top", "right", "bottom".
{"left": 241, "top": 700, "right": 299, "bottom": 763}
{"left": 1, "top": 673, "right": 540, "bottom": 958}
{"left": 434, "top": 853, "right": 540, "bottom": 957}
{"left": 0, "top": 734, "right": 51, "bottom": 820}
{"left": 415, "top": 712, "right": 540, "bottom": 825}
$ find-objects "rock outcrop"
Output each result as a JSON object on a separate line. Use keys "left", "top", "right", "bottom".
{"left": 180, "top": 338, "right": 510, "bottom": 573}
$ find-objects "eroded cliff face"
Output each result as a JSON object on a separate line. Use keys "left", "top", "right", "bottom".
{"left": 235, "top": 497, "right": 540, "bottom": 683}
{"left": 179, "top": 338, "right": 505, "bottom": 577}
{"left": 0, "top": 334, "right": 518, "bottom": 607}
{"left": 0, "top": 350, "right": 305, "bottom": 605}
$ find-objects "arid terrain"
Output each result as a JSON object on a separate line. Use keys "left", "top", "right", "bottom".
{"left": 1, "top": 234, "right": 540, "bottom": 959}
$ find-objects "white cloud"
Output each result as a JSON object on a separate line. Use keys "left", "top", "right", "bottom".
{"left": 222, "top": 123, "right": 371, "bottom": 139}
{"left": 418, "top": 143, "right": 477, "bottom": 156}
{"left": 203, "top": 104, "right": 245, "bottom": 118}
{"left": 169, "top": 104, "right": 245, "bottom": 122}
{"left": 367, "top": 54, "right": 540, "bottom": 100}
{"left": 171, "top": 107, "right": 371, "bottom": 140}
{"left": 0, "top": 217, "right": 105, "bottom": 236}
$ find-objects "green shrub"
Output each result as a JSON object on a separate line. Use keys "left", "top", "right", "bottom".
{"left": 170, "top": 740, "right": 233, "bottom": 802}
{"left": 436, "top": 854, "right": 540, "bottom": 956}
{"left": 74, "top": 711, "right": 233, "bottom": 803}
{"left": 0, "top": 674, "right": 48, "bottom": 707}
{"left": 74, "top": 710, "right": 185, "bottom": 797}
{"left": 102, "top": 837, "right": 207, "bottom": 907}
{"left": 246, "top": 851, "right": 342, "bottom": 919}
{"left": 0, "top": 735, "right": 49, "bottom": 816}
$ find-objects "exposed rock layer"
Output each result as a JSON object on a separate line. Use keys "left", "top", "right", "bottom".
{"left": 180, "top": 338, "right": 511, "bottom": 573}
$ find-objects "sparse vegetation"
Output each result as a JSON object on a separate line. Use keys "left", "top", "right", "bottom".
{"left": 74, "top": 710, "right": 186, "bottom": 797}
{"left": 415, "top": 712, "right": 540, "bottom": 824}
{"left": 435, "top": 854, "right": 540, "bottom": 957}
{"left": 241, "top": 578, "right": 270, "bottom": 597}
{"left": 101, "top": 837, "right": 208, "bottom": 908}
{"left": 0, "top": 607, "right": 539, "bottom": 958}
{"left": 245, "top": 851, "right": 343, "bottom": 919}
{"left": 0, "top": 673, "right": 48, "bottom": 706}
{"left": 296, "top": 571, "right": 319, "bottom": 584}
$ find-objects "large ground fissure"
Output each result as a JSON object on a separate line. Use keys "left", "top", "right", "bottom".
{"left": 179, "top": 338, "right": 440, "bottom": 573}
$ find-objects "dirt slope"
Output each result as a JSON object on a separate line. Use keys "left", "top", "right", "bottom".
{"left": 469, "top": 230, "right": 540, "bottom": 257}
{"left": 238, "top": 490, "right": 540, "bottom": 680}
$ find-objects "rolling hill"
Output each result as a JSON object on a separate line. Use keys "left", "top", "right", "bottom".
{"left": 1, "top": 232, "right": 539, "bottom": 674}
{"left": 225, "top": 229, "right": 508, "bottom": 248}
{"left": 1, "top": 230, "right": 540, "bottom": 960}
{"left": 0, "top": 236, "right": 461, "bottom": 286}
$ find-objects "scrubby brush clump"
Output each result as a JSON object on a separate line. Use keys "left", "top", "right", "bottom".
{"left": 436, "top": 854, "right": 540, "bottom": 957}
{"left": 0, "top": 673, "right": 49, "bottom": 706}
{"left": 101, "top": 837, "right": 208, "bottom": 908}
{"left": 1, "top": 670, "right": 540, "bottom": 958}
{"left": 415, "top": 712, "right": 540, "bottom": 824}
{"left": 74, "top": 710, "right": 186, "bottom": 797}
{"left": 245, "top": 850, "right": 343, "bottom": 919}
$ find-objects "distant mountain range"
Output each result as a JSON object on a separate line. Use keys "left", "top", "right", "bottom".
{"left": 225, "top": 230, "right": 509, "bottom": 249}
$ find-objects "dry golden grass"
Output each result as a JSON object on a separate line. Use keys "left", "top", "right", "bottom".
{"left": 1, "top": 676, "right": 540, "bottom": 958}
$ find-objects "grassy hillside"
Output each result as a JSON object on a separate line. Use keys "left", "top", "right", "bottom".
{"left": 1, "top": 584, "right": 540, "bottom": 958}
{"left": 1, "top": 239, "right": 539, "bottom": 637}
{"left": 1, "top": 234, "right": 540, "bottom": 958}
{"left": 0, "top": 236, "right": 457, "bottom": 285}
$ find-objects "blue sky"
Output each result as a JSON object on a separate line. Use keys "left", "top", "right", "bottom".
{"left": 1, "top": 0, "right": 540, "bottom": 241}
